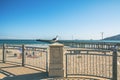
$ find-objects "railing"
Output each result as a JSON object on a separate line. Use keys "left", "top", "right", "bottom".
{"left": 65, "top": 48, "right": 119, "bottom": 80}
{"left": 4, "top": 44, "right": 22, "bottom": 64}
{"left": 63, "top": 41, "right": 120, "bottom": 50}
{"left": 25, "top": 46, "right": 48, "bottom": 71}
{"left": 0, "top": 44, "right": 3, "bottom": 62}
{"left": 118, "top": 52, "right": 120, "bottom": 80}
{"left": 1, "top": 44, "right": 48, "bottom": 72}
{"left": 1, "top": 43, "right": 119, "bottom": 79}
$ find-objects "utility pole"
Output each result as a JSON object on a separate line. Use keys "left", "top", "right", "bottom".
{"left": 72, "top": 35, "right": 73, "bottom": 47}
{"left": 101, "top": 32, "right": 104, "bottom": 40}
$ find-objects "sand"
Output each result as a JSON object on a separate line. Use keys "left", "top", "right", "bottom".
{"left": 0, "top": 48, "right": 47, "bottom": 79}
{"left": 0, "top": 73, "right": 6, "bottom": 79}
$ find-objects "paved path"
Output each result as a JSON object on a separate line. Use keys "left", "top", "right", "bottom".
{"left": 0, "top": 63, "right": 48, "bottom": 80}
{"left": 0, "top": 63, "right": 111, "bottom": 80}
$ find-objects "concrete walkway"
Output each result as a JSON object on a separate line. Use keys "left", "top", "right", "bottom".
{"left": 0, "top": 63, "right": 48, "bottom": 80}
{"left": 0, "top": 63, "right": 110, "bottom": 80}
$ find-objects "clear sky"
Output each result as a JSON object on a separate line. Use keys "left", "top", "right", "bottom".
{"left": 0, "top": 0, "right": 120, "bottom": 40}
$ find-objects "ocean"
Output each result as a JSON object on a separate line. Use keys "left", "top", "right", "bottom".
{"left": 0, "top": 39, "right": 120, "bottom": 47}
{"left": 0, "top": 39, "right": 50, "bottom": 47}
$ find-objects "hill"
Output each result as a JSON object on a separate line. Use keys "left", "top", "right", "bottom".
{"left": 104, "top": 34, "right": 120, "bottom": 40}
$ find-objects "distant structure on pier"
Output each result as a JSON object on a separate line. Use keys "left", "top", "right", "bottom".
{"left": 36, "top": 36, "right": 59, "bottom": 43}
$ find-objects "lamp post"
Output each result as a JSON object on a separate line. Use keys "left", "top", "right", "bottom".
{"left": 101, "top": 32, "right": 104, "bottom": 40}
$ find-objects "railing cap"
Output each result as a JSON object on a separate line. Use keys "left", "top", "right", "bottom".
{"left": 49, "top": 43, "right": 64, "bottom": 47}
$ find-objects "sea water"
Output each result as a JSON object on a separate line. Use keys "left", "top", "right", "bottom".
{"left": 0, "top": 39, "right": 50, "bottom": 47}
{"left": 0, "top": 39, "right": 120, "bottom": 47}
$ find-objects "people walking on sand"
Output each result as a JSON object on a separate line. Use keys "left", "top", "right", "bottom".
{"left": 18, "top": 47, "right": 22, "bottom": 59}
{"left": 32, "top": 51, "right": 37, "bottom": 58}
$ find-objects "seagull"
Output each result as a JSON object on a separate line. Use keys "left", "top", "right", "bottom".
{"left": 52, "top": 36, "right": 58, "bottom": 42}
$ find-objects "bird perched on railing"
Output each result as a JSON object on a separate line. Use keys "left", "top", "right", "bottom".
{"left": 52, "top": 36, "right": 58, "bottom": 42}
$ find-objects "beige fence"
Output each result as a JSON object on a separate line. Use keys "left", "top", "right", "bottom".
{"left": 1, "top": 43, "right": 119, "bottom": 79}
{"left": 0, "top": 45, "right": 3, "bottom": 62}
{"left": 1, "top": 44, "right": 48, "bottom": 72}
{"left": 65, "top": 49, "right": 119, "bottom": 80}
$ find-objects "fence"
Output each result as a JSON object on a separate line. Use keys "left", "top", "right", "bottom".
{"left": 65, "top": 49, "right": 119, "bottom": 80}
{"left": 0, "top": 43, "right": 119, "bottom": 79}
{"left": 61, "top": 41, "right": 120, "bottom": 50}
{"left": 118, "top": 53, "right": 120, "bottom": 80}
{"left": 0, "top": 44, "right": 3, "bottom": 62}
{"left": 25, "top": 45, "right": 48, "bottom": 71}
{"left": 0, "top": 44, "right": 48, "bottom": 72}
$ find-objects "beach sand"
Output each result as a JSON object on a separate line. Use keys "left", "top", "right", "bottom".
{"left": 0, "top": 73, "right": 6, "bottom": 79}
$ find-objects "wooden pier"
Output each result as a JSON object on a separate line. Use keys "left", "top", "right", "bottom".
{"left": 57, "top": 40, "right": 120, "bottom": 50}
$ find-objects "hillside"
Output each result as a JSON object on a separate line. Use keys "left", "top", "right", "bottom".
{"left": 104, "top": 34, "right": 120, "bottom": 40}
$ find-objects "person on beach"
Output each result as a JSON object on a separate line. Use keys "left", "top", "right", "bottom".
{"left": 18, "top": 47, "right": 22, "bottom": 59}
{"left": 32, "top": 51, "right": 37, "bottom": 58}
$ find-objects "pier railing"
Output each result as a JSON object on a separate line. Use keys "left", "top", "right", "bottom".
{"left": 65, "top": 48, "right": 120, "bottom": 80}
{"left": 62, "top": 41, "right": 120, "bottom": 50}
{"left": 0, "top": 44, "right": 3, "bottom": 62}
{"left": 0, "top": 43, "right": 120, "bottom": 79}
{"left": 0, "top": 44, "right": 48, "bottom": 72}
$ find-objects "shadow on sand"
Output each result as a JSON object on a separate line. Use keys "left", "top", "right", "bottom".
{"left": 2, "top": 72, "right": 48, "bottom": 80}
{"left": 0, "top": 63, "right": 49, "bottom": 80}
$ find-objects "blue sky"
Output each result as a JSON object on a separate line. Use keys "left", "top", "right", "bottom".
{"left": 0, "top": 0, "right": 120, "bottom": 40}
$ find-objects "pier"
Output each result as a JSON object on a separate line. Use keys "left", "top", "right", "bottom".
{"left": 58, "top": 40, "right": 120, "bottom": 50}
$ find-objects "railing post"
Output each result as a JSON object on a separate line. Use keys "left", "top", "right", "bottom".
{"left": 49, "top": 43, "right": 64, "bottom": 77}
{"left": 66, "top": 54, "right": 67, "bottom": 77}
{"left": 46, "top": 49, "right": 48, "bottom": 72}
{"left": 22, "top": 45, "right": 25, "bottom": 66}
{"left": 2, "top": 44, "right": 6, "bottom": 63}
{"left": 112, "top": 45, "right": 117, "bottom": 80}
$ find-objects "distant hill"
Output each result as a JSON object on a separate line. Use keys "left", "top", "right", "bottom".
{"left": 104, "top": 34, "right": 120, "bottom": 40}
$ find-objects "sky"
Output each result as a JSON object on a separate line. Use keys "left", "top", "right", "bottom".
{"left": 0, "top": 0, "right": 120, "bottom": 40}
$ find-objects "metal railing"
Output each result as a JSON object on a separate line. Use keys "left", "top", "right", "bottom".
{"left": 1, "top": 44, "right": 48, "bottom": 72}
{"left": 25, "top": 46, "right": 48, "bottom": 71}
{"left": 65, "top": 49, "right": 119, "bottom": 80}
{"left": 0, "top": 45, "right": 3, "bottom": 62}
{"left": 1, "top": 43, "right": 119, "bottom": 79}
{"left": 63, "top": 41, "right": 120, "bottom": 50}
